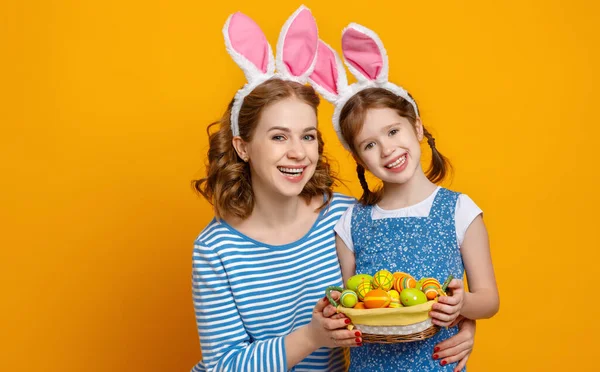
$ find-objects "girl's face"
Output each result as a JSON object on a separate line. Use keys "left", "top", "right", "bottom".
{"left": 241, "top": 97, "right": 319, "bottom": 198}
{"left": 353, "top": 107, "right": 423, "bottom": 185}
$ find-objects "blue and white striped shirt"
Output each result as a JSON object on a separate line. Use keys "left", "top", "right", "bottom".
{"left": 191, "top": 193, "right": 355, "bottom": 371}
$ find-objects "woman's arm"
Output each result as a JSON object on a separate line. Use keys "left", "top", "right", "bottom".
{"left": 433, "top": 318, "right": 476, "bottom": 372}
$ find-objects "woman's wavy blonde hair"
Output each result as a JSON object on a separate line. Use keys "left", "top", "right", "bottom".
{"left": 193, "top": 79, "right": 337, "bottom": 219}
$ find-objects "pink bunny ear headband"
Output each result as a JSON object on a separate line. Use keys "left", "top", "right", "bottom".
{"left": 223, "top": 5, "right": 318, "bottom": 137}
{"left": 309, "top": 23, "right": 419, "bottom": 150}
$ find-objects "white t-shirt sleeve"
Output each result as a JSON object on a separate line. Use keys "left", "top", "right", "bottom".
{"left": 334, "top": 204, "right": 356, "bottom": 252}
{"left": 455, "top": 194, "right": 483, "bottom": 248}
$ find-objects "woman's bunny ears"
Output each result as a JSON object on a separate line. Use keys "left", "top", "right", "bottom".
{"left": 308, "top": 23, "right": 420, "bottom": 150}
{"left": 223, "top": 5, "right": 318, "bottom": 137}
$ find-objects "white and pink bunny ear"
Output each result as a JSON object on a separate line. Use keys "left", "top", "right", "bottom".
{"left": 341, "top": 23, "right": 389, "bottom": 84}
{"left": 308, "top": 40, "right": 348, "bottom": 103}
{"left": 223, "top": 12, "right": 275, "bottom": 84}
{"left": 275, "top": 5, "right": 319, "bottom": 81}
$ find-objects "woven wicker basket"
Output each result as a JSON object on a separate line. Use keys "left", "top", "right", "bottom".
{"left": 326, "top": 286, "right": 440, "bottom": 343}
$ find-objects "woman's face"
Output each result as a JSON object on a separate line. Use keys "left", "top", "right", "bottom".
{"left": 242, "top": 97, "right": 319, "bottom": 198}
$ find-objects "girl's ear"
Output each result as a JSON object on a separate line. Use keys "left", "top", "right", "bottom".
{"left": 415, "top": 118, "right": 424, "bottom": 142}
{"left": 232, "top": 136, "right": 249, "bottom": 161}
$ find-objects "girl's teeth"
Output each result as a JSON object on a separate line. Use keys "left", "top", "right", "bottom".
{"left": 387, "top": 155, "right": 406, "bottom": 168}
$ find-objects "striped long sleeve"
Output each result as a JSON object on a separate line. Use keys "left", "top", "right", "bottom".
{"left": 192, "top": 243, "right": 287, "bottom": 371}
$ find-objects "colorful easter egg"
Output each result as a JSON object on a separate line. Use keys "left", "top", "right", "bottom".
{"left": 346, "top": 274, "right": 373, "bottom": 292}
{"left": 388, "top": 302, "right": 403, "bottom": 308}
{"left": 394, "top": 275, "right": 416, "bottom": 292}
{"left": 353, "top": 302, "right": 366, "bottom": 309}
{"left": 400, "top": 288, "right": 428, "bottom": 306}
{"left": 387, "top": 289, "right": 400, "bottom": 303}
{"left": 423, "top": 287, "right": 439, "bottom": 300}
{"left": 356, "top": 280, "right": 373, "bottom": 301}
{"left": 363, "top": 289, "right": 391, "bottom": 309}
{"left": 340, "top": 289, "right": 359, "bottom": 308}
{"left": 419, "top": 278, "right": 441, "bottom": 290}
{"left": 372, "top": 270, "right": 394, "bottom": 291}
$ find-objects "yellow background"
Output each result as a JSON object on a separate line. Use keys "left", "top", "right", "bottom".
{"left": 2, "top": 0, "right": 598, "bottom": 370}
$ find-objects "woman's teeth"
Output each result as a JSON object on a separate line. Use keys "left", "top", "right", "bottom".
{"left": 278, "top": 167, "right": 303, "bottom": 175}
{"left": 386, "top": 155, "right": 406, "bottom": 168}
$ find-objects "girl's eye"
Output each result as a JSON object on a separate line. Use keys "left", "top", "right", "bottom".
{"left": 303, "top": 134, "right": 316, "bottom": 141}
{"left": 364, "top": 142, "right": 375, "bottom": 150}
{"left": 389, "top": 128, "right": 399, "bottom": 136}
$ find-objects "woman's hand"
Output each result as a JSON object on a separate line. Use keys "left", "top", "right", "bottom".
{"left": 433, "top": 317, "right": 476, "bottom": 371}
{"left": 306, "top": 292, "right": 362, "bottom": 349}
{"left": 430, "top": 279, "right": 464, "bottom": 327}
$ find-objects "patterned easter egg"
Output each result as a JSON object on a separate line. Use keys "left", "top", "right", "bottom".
{"left": 387, "top": 289, "right": 401, "bottom": 303}
{"left": 423, "top": 287, "right": 439, "bottom": 300}
{"left": 356, "top": 281, "right": 373, "bottom": 301}
{"left": 388, "top": 302, "right": 403, "bottom": 308}
{"left": 340, "top": 289, "right": 359, "bottom": 308}
{"left": 372, "top": 270, "right": 394, "bottom": 291}
{"left": 394, "top": 275, "right": 416, "bottom": 292}
{"left": 419, "top": 278, "right": 441, "bottom": 290}
{"left": 363, "top": 289, "right": 391, "bottom": 309}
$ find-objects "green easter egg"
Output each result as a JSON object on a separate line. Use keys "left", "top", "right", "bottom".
{"left": 346, "top": 274, "right": 373, "bottom": 292}
{"left": 340, "top": 289, "right": 358, "bottom": 308}
{"left": 400, "top": 288, "right": 428, "bottom": 306}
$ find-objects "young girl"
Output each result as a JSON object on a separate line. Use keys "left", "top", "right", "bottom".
{"left": 309, "top": 24, "right": 499, "bottom": 371}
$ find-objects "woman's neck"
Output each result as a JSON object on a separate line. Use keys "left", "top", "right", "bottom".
{"left": 378, "top": 167, "right": 437, "bottom": 209}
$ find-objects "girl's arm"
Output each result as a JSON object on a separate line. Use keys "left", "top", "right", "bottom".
{"left": 336, "top": 235, "right": 356, "bottom": 285}
{"left": 193, "top": 243, "right": 357, "bottom": 371}
{"left": 459, "top": 215, "right": 500, "bottom": 319}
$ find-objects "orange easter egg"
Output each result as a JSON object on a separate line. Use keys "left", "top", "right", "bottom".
{"left": 353, "top": 302, "right": 366, "bottom": 309}
{"left": 424, "top": 287, "right": 439, "bottom": 300}
{"left": 363, "top": 289, "right": 391, "bottom": 309}
{"left": 394, "top": 275, "right": 416, "bottom": 292}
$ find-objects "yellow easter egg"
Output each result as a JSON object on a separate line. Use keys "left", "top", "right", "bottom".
{"left": 372, "top": 270, "right": 394, "bottom": 291}
{"left": 340, "top": 289, "right": 359, "bottom": 308}
{"left": 387, "top": 289, "right": 400, "bottom": 302}
{"left": 388, "top": 302, "right": 403, "bottom": 308}
{"left": 363, "top": 289, "right": 391, "bottom": 309}
{"left": 356, "top": 280, "right": 373, "bottom": 301}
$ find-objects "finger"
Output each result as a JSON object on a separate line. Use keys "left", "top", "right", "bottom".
{"left": 453, "top": 353, "right": 470, "bottom": 372}
{"left": 440, "top": 349, "right": 469, "bottom": 367}
{"left": 324, "top": 316, "right": 352, "bottom": 331}
{"left": 330, "top": 329, "right": 363, "bottom": 346}
{"left": 314, "top": 296, "right": 331, "bottom": 313}
{"left": 435, "top": 338, "right": 472, "bottom": 359}
{"left": 323, "top": 304, "right": 341, "bottom": 318}
{"left": 330, "top": 313, "right": 346, "bottom": 320}
{"left": 432, "top": 301, "right": 458, "bottom": 314}
{"left": 434, "top": 327, "right": 470, "bottom": 352}
{"left": 436, "top": 295, "right": 460, "bottom": 306}
{"left": 430, "top": 311, "right": 457, "bottom": 323}
{"left": 447, "top": 279, "right": 463, "bottom": 290}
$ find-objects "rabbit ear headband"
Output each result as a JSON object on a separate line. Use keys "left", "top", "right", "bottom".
{"left": 223, "top": 5, "right": 319, "bottom": 137}
{"left": 308, "top": 23, "right": 419, "bottom": 150}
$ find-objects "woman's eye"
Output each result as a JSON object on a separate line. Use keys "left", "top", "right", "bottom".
{"left": 272, "top": 135, "right": 285, "bottom": 141}
{"left": 303, "top": 134, "right": 316, "bottom": 141}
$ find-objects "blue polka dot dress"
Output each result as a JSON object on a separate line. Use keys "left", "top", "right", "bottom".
{"left": 349, "top": 188, "right": 466, "bottom": 372}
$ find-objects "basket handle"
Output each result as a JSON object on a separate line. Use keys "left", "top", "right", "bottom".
{"left": 441, "top": 275, "right": 453, "bottom": 293}
{"left": 325, "top": 286, "right": 343, "bottom": 307}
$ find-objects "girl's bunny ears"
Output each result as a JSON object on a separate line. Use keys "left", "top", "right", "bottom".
{"left": 309, "top": 23, "right": 419, "bottom": 150}
{"left": 223, "top": 5, "right": 318, "bottom": 137}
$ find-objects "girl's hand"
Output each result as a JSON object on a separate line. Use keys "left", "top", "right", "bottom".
{"left": 430, "top": 279, "right": 464, "bottom": 327}
{"left": 433, "top": 317, "right": 475, "bottom": 371}
{"left": 306, "top": 293, "right": 362, "bottom": 349}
